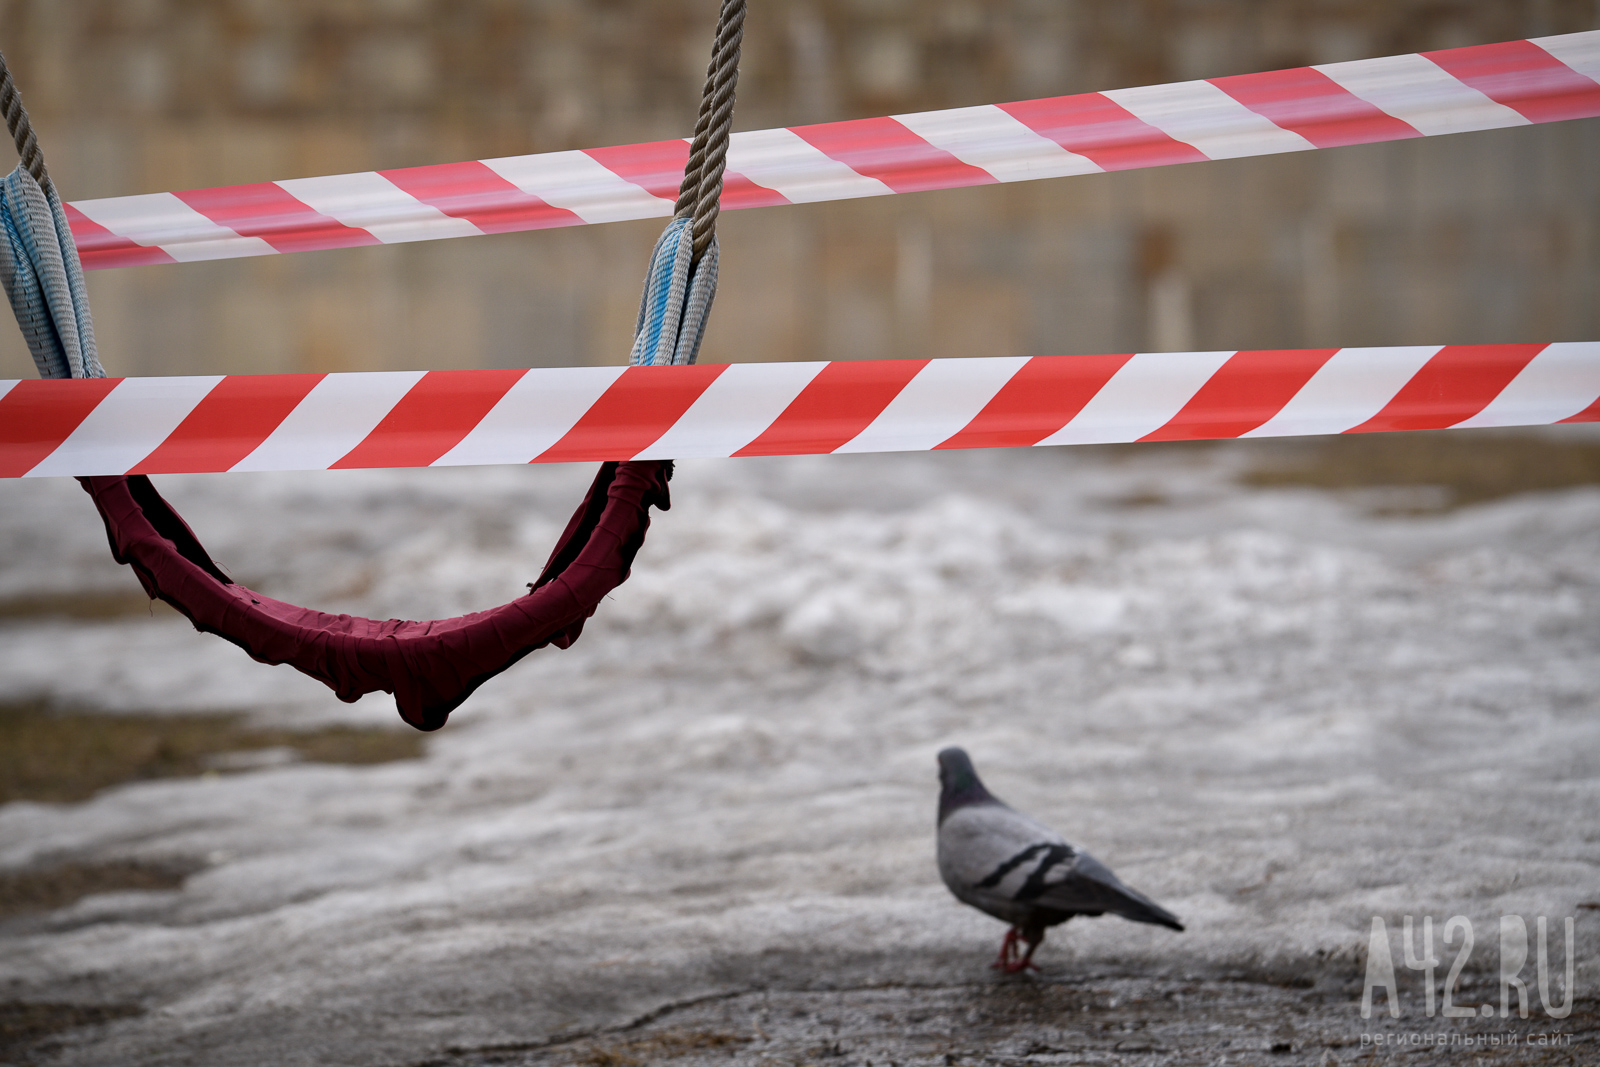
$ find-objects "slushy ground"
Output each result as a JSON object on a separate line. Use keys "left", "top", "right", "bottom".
{"left": 1, "top": 433, "right": 1597, "bottom": 1066}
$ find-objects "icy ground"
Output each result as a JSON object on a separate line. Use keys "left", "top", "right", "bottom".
{"left": 1, "top": 442, "right": 1597, "bottom": 1066}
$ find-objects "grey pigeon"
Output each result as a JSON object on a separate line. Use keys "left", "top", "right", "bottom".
{"left": 936, "top": 747, "right": 1183, "bottom": 972}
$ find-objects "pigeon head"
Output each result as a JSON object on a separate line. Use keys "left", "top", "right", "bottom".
{"left": 937, "top": 747, "right": 997, "bottom": 824}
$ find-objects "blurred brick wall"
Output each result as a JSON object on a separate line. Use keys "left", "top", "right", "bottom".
{"left": 0, "top": 0, "right": 1595, "bottom": 378}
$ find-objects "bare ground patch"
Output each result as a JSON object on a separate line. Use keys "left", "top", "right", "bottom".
{"left": 0, "top": 858, "right": 199, "bottom": 922}
{"left": 1240, "top": 430, "right": 1600, "bottom": 512}
{"left": 429, "top": 979, "right": 1597, "bottom": 1067}
{"left": 0, "top": 701, "right": 425, "bottom": 806}
{"left": 0, "top": 1002, "right": 144, "bottom": 1065}
{"left": 0, "top": 590, "right": 179, "bottom": 622}
{"left": 419, "top": 979, "right": 1593, "bottom": 1067}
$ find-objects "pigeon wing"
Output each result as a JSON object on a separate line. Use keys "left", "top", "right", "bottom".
{"left": 1028, "top": 850, "right": 1184, "bottom": 930}
{"left": 937, "top": 803, "right": 1073, "bottom": 920}
{"left": 939, "top": 804, "right": 1066, "bottom": 886}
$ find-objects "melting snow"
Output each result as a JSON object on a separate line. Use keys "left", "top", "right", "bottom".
{"left": 0, "top": 445, "right": 1596, "bottom": 1065}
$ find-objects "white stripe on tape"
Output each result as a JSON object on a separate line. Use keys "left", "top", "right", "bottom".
{"left": 1039, "top": 350, "right": 1238, "bottom": 446}
{"left": 483, "top": 151, "right": 675, "bottom": 224}
{"left": 69, "top": 193, "right": 275, "bottom": 262}
{"left": 231, "top": 371, "right": 426, "bottom": 472}
{"left": 1242, "top": 346, "right": 1443, "bottom": 438}
{"left": 26, "top": 375, "right": 223, "bottom": 477}
{"left": 1315, "top": 53, "right": 1528, "bottom": 137}
{"left": 276, "top": 172, "right": 482, "bottom": 244}
{"left": 636, "top": 361, "right": 829, "bottom": 460}
{"left": 891, "top": 106, "right": 1102, "bottom": 183}
{"left": 64, "top": 32, "right": 1600, "bottom": 270}
{"left": 1453, "top": 342, "right": 1600, "bottom": 429}
{"left": 1532, "top": 31, "right": 1600, "bottom": 85}
{"left": 8, "top": 342, "right": 1600, "bottom": 480}
{"left": 1103, "top": 80, "right": 1314, "bottom": 160}
{"left": 433, "top": 366, "right": 626, "bottom": 466}
{"left": 724, "top": 128, "right": 895, "bottom": 204}
{"left": 837, "top": 356, "right": 1032, "bottom": 454}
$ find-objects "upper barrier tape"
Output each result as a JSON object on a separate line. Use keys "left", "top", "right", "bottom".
{"left": 3, "top": 343, "right": 1597, "bottom": 478}
{"left": 64, "top": 32, "right": 1600, "bottom": 270}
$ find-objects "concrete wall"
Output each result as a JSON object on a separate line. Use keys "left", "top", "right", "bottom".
{"left": 0, "top": 0, "right": 1596, "bottom": 379}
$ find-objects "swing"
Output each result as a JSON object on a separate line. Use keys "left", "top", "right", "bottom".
{"left": 0, "top": 0, "right": 746, "bottom": 731}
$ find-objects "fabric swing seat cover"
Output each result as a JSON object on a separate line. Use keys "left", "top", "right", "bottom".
{"left": 81, "top": 461, "right": 672, "bottom": 731}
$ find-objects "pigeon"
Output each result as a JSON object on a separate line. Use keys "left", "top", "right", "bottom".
{"left": 936, "top": 747, "right": 1183, "bottom": 973}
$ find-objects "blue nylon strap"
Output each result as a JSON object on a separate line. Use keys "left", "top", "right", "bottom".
{"left": 0, "top": 165, "right": 101, "bottom": 381}
{"left": 628, "top": 215, "right": 719, "bottom": 368}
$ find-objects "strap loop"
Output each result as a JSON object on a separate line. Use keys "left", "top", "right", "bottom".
{"left": 0, "top": 49, "right": 102, "bottom": 383}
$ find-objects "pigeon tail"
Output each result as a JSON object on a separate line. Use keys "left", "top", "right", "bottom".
{"left": 1110, "top": 890, "right": 1185, "bottom": 932}
{"left": 1046, "top": 850, "right": 1185, "bottom": 933}
{"left": 937, "top": 747, "right": 998, "bottom": 825}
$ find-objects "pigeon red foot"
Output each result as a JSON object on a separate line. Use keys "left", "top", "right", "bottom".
{"left": 990, "top": 927, "right": 1041, "bottom": 974}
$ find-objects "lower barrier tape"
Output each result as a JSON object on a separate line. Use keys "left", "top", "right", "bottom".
{"left": 2, "top": 343, "right": 1597, "bottom": 479}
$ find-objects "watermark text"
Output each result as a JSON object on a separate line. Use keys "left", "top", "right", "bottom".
{"left": 1361, "top": 915, "right": 1576, "bottom": 1020}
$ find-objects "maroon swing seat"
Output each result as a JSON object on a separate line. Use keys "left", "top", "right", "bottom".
{"left": 3, "top": 2, "right": 741, "bottom": 734}
{"left": 80, "top": 461, "right": 672, "bottom": 731}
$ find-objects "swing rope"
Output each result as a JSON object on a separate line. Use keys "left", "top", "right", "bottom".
{"left": 0, "top": 3, "right": 746, "bottom": 730}
{"left": 628, "top": 0, "right": 744, "bottom": 369}
{"left": 677, "top": 0, "right": 746, "bottom": 261}
{"left": 0, "top": 52, "right": 49, "bottom": 193}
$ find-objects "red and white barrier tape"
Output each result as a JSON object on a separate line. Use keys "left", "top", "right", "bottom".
{"left": 3, "top": 344, "right": 1596, "bottom": 478}
{"left": 65, "top": 33, "right": 1600, "bottom": 271}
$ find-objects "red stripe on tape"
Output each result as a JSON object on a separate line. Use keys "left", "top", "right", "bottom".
{"left": 1348, "top": 344, "right": 1547, "bottom": 434}
{"left": 1557, "top": 394, "right": 1600, "bottom": 424}
{"left": 792, "top": 117, "right": 996, "bottom": 194}
{"left": 586, "top": 140, "right": 692, "bottom": 203}
{"left": 65, "top": 203, "right": 176, "bottom": 270}
{"left": 332, "top": 369, "right": 528, "bottom": 470}
{"left": 0, "top": 377, "right": 121, "bottom": 477}
{"left": 131, "top": 374, "right": 326, "bottom": 474}
{"left": 717, "top": 168, "right": 794, "bottom": 210}
{"left": 734, "top": 360, "right": 929, "bottom": 457}
{"left": 537, "top": 363, "right": 728, "bottom": 464}
{"left": 1425, "top": 40, "right": 1600, "bottom": 125}
{"left": 176, "top": 183, "right": 381, "bottom": 255}
{"left": 936, "top": 354, "right": 1133, "bottom": 450}
{"left": 1211, "top": 68, "right": 1420, "bottom": 148}
{"left": 380, "top": 160, "right": 584, "bottom": 233}
{"left": 585, "top": 139, "right": 790, "bottom": 211}
{"left": 999, "top": 93, "right": 1205, "bottom": 170}
{"left": 1141, "top": 349, "right": 1338, "bottom": 441}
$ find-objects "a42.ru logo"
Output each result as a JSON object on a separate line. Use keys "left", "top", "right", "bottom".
{"left": 1361, "top": 915, "right": 1576, "bottom": 1019}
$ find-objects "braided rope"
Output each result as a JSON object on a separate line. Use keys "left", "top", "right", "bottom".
{"left": 0, "top": 49, "right": 51, "bottom": 198}
{"left": 628, "top": 0, "right": 744, "bottom": 368}
{"left": 674, "top": 0, "right": 745, "bottom": 262}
